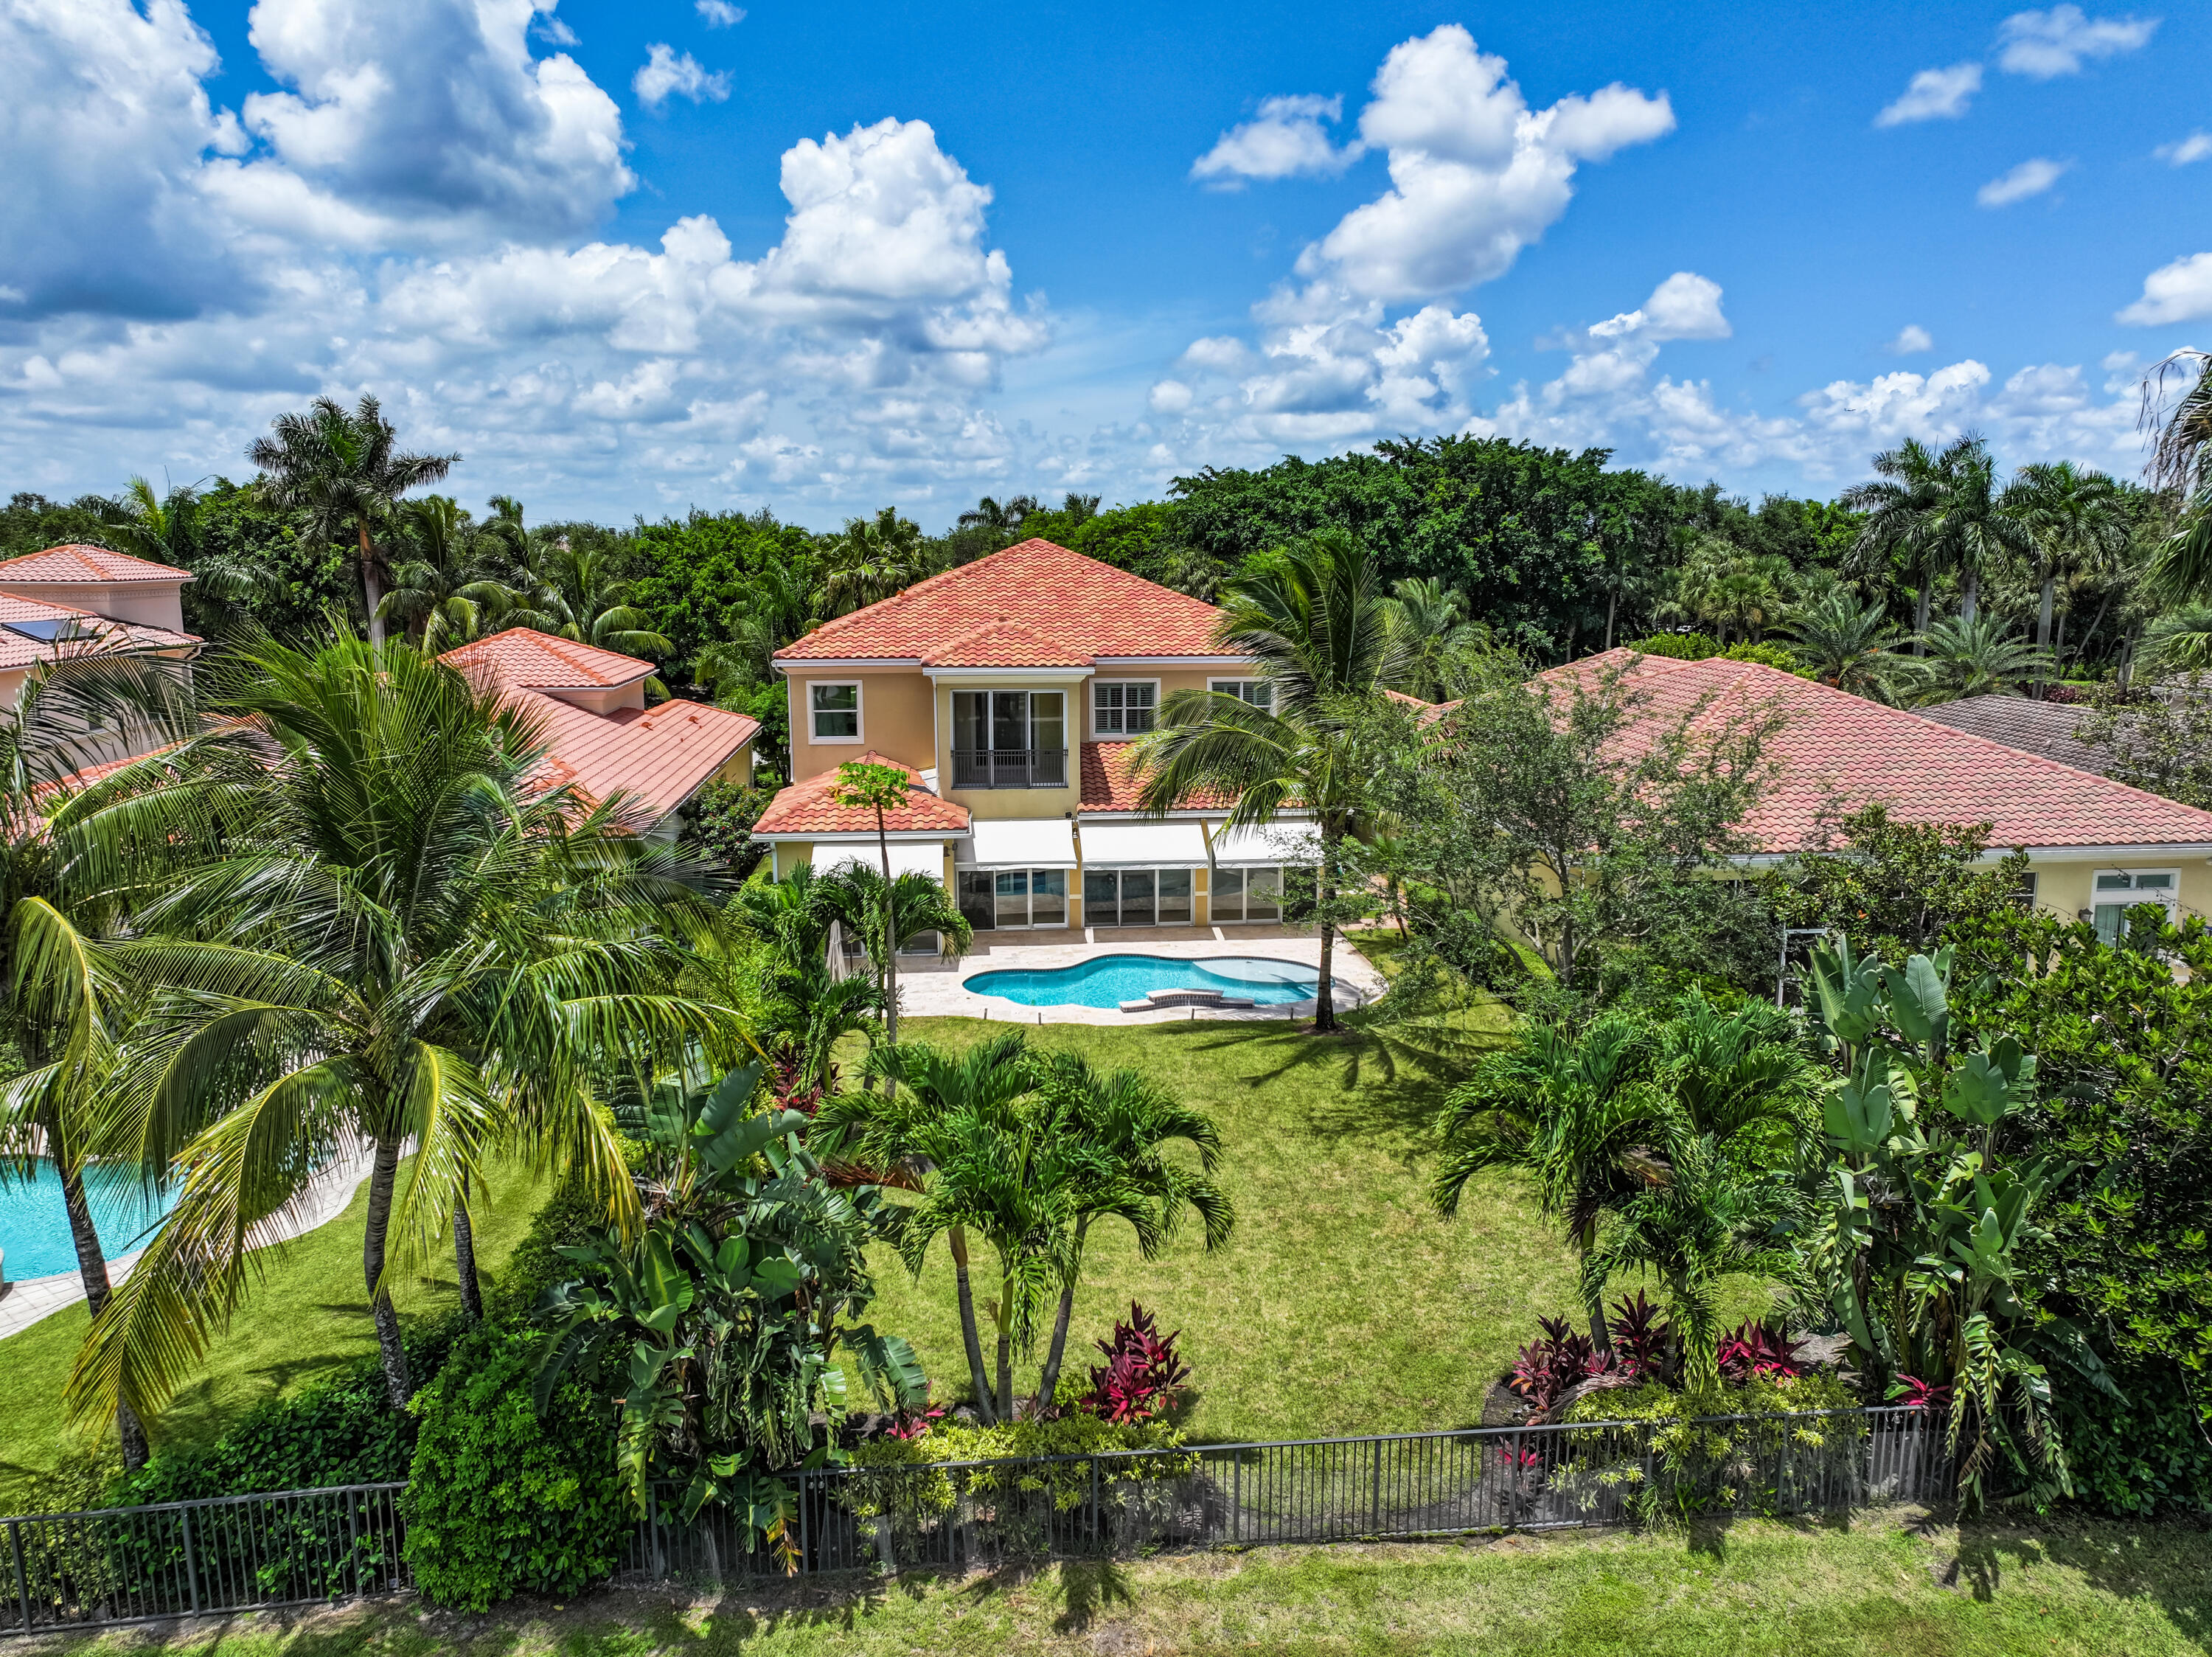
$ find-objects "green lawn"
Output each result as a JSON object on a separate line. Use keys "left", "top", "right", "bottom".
{"left": 35, "top": 1512, "right": 2212, "bottom": 1656}
{"left": 863, "top": 1010, "right": 1776, "bottom": 1443}
{"left": 0, "top": 1156, "right": 554, "bottom": 1484}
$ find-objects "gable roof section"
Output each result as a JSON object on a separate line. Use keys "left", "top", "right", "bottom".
{"left": 753, "top": 753, "right": 973, "bottom": 837}
{"left": 922, "top": 618, "right": 1093, "bottom": 668}
{"left": 1913, "top": 694, "right": 2116, "bottom": 776}
{"left": 776, "top": 539, "right": 1228, "bottom": 664}
{"left": 1079, "top": 740, "right": 1234, "bottom": 814}
{"left": 515, "top": 690, "right": 757, "bottom": 821}
{"left": 442, "top": 627, "right": 654, "bottom": 689}
{"left": 0, "top": 592, "right": 199, "bottom": 670}
{"left": 0, "top": 544, "right": 193, "bottom": 584}
{"left": 1532, "top": 650, "right": 2212, "bottom": 855}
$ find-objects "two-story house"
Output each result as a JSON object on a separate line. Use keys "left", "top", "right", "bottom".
{"left": 0, "top": 545, "right": 204, "bottom": 762}
{"left": 756, "top": 538, "right": 1315, "bottom": 934}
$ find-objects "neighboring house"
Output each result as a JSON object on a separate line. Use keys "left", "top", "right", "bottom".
{"left": 1559, "top": 651, "right": 2212, "bottom": 943}
{"left": 442, "top": 627, "right": 759, "bottom": 836}
{"left": 0, "top": 543, "right": 204, "bottom": 762}
{"left": 1914, "top": 695, "right": 2117, "bottom": 776}
{"left": 759, "top": 538, "right": 1315, "bottom": 933}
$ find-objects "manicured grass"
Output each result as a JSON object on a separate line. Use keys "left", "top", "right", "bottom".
{"left": 0, "top": 1158, "right": 554, "bottom": 1483}
{"left": 861, "top": 1010, "right": 1779, "bottom": 1444}
{"left": 29, "top": 1512, "right": 2212, "bottom": 1656}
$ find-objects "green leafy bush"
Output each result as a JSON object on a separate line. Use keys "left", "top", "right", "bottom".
{"left": 1560, "top": 1375, "right": 1863, "bottom": 1521}
{"left": 845, "top": 1415, "right": 1192, "bottom": 1521}
{"left": 1623, "top": 632, "right": 1717, "bottom": 660}
{"left": 400, "top": 1321, "right": 624, "bottom": 1611}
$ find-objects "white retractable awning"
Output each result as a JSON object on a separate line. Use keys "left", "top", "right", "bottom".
{"left": 958, "top": 817, "right": 1079, "bottom": 869}
{"left": 817, "top": 841, "right": 949, "bottom": 882}
{"left": 1209, "top": 820, "right": 1321, "bottom": 866}
{"left": 1077, "top": 820, "right": 1208, "bottom": 868}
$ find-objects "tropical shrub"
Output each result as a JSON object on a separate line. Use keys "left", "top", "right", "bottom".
{"left": 1559, "top": 1373, "right": 1862, "bottom": 1521}
{"left": 1082, "top": 1303, "right": 1190, "bottom": 1424}
{"left": 1509, "top": 1316, "right": 1610, "bottom": 1414}
{"left": 1624, "top": 632, "right": 1719, "bottom": 659}
{"left": 1715, "top": 1321, "right": 1808, "bottom": 1383}
{"left": 402, "top": 1322, "right": 625, "bottom": 1612}
{"left": 844, "top": 1414, "right": 1194, "bottom": 1524}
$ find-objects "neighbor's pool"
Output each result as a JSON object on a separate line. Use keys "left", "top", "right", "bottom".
{"left": 964, "top": 953, "right": 1321, "bottom": 1010}
{"left": 0, "top": 1161, "right": 175, "bottom": 1282}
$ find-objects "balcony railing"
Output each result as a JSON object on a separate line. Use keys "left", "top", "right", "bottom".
{"left": 952, "top": 747, "right": 1067, "bottom": 790}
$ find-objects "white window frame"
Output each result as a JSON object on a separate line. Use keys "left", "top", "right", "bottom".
{"left": 1082, "top": 866, "right": 1196, "bottom": 927}
{"left": 1091, "top": 678, "right": 1160, "bottom": 740}
{"left": 1210, "top": 678, "right": 1273, "bottom": 712}
{"left": 2090, "top": 867, "right": 2180, "bottom": 942}
{"left": 1208, "top": 864, "right": 1287, "bottom": 924}
{"left": 808, "top": 680, "right": 863, "bottom": 744}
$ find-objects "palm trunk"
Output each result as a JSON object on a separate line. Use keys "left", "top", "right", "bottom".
{"left": 1034, "top": 1216, "right": 1090, "bottom": 1416}
{"left": 1604, "top": 590, "right": 1618, "bottom": 653}
{"left": 59, "top": 1160, "right": 148, "bottom": 1469}
{"left": 359, "top": 522, "right": 385, "bottom": 647}
{"left": 1313, "top": 827, "right": 1340, "bottom": 1034}
{"left": 363, "top": 1136, "right": 411, "bottom": 1411}
{"left": 993, "top": 1263, "right": 1015, "bottom": 1422}
{"left": 453, "top": 1174, "right": 484, "bottom": 1322}
{"left": 1961, "top": 568, "right": 1979, "bottom": 627}
{"left": 2037, "top": 573, "right": 2056, "bottom": 651}
{"left": 876, "top": 806, "right": 898, "bottom": 1099}
{"left": 1913, "top": 583, "right": 1930, "bottom": 653}
{"left": 947, "top": 1226, "right": 995, "bottom": 1422}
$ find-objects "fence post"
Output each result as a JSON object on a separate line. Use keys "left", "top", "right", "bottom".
{"left": 1089, "top": 1456, "right": 1101, "bottom": 1551}
{"left": 8, "top": 1519, "right": 29, "bottom": 1634}
{"left": 180, "top": 1507, "right": 201, "bottom": 1616}
{"left": 1370, "top": 1438, "right": 1383, "bottom": 1535}
{"left": 798, "top": 1470, "right": 810, "bottom": 1577}
{"left": 1232, "top": 1453, "right": 1242, "bottom": 1544}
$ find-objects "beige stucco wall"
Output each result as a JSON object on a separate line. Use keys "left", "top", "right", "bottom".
{"left": 0, "top": 581, "right": 187, "bottom": 631}
{"left": 546, "top": 681, "right": 647, "bottom": 715}
{"left": 2028, "top": 853, "right": 2212, "bottom": 924}
{"left": 1082, "top": 667, "right": 1250, "bottom": 742}
{"left": 933, "top": 676, "right": 1085, "bottom": 821}
{"left": 785, "top": 667, "right": 937, "bottom": 782}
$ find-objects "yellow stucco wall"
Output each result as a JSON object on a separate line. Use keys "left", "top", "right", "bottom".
{"left": 933, "top": 677, "right": 1086, "bottom": 821}
{"left": 2029, "top": 855, "right": 2212, "bottom": 923}
{"left": 1082, "top": 668, "right": 1249, "bottom": 741}
{"left": 785, "top": 667, "right": 937, "bottom": 782}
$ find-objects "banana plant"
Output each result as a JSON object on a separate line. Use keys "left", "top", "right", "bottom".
{"left": 1803, "top": 939, "right": 2112, "bottom": 1510}
{"left": 537, "top": 1060, "right": 926, "bottom": 1563}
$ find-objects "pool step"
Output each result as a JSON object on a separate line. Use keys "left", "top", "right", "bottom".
{"left": 1117, "top": 987, "right": 1258, "bottom": 1012}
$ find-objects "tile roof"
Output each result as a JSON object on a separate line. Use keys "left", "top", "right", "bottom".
{"left": 752, "top": 753, "right": 973, "bottom": 837}
{"left": 0, "top": 544, "right": 192, "bottom": 584}
{"left": 514, "top": 689, "right": 759, "bottom": 821}
{"left": 442, "top": 627, "right": 655, "bottom": 689}
{"left": 776, "top": 539, "right": 1231, "bottom": 663}
{"left": 1078, "top": 740, "right": 1235, "bottom": 814}
{"left": 922, "top": 619, "right": 1093, "bottom": 668}
{"left": 1913, "top": 694, "right": 2116, "bottom": 775}
{"left": 1531, "top": 650, "right": 2212, "bottom": 853}
{"left": 0, "top": 593, "right": 200, "bottom": 670}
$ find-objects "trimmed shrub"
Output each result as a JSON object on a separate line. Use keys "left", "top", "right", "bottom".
{"left": 400, "top": 1321, "right": 624, "bottom": 1611}
{"left": 1559, "top": 1374, "right": 1863, "bottom": 1521}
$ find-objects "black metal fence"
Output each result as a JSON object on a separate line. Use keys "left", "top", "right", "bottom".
{"left": 4, "top": 1408, "right": 1949, "bottom": 1631}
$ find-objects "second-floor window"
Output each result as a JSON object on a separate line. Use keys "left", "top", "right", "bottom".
{"left": 1093, "top": 680, "right": 1156, "bottom": 736}
{"left": 953, "top": 690, "right": 1066, "bottom": 788}
{"left": 810, "top": 681, "right": 861, "bottom": 741}
{"left": 1211, "top": 679, "right": 1273, "bottom": 712}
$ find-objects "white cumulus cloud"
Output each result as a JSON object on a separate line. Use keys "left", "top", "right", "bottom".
{"left": 2157, "top": 132, "right": 2212, "bottom": 166}
{"left": 695, "top": 0, "right": 744, "bottom": 25}
{"left": 1874, "top": 63, "right": 1982, "bottom": 127}
{"left": 1978, "top": 157, "right": 2069, "bottom": 206}
{"left": 1885, "top": 324, "right": 1935, "bottom": 354}
{"left": 1191, "top": 95, "right": 1360, "bottom": 185}
{"left": 2118, "top": 251, "right": 2212, "bottom": 325}
{"left": 1995, "top": 6, "right": 2158, "bottom": 78}
{"left": 634, "top": 43, "right": 729, "bottom": 111}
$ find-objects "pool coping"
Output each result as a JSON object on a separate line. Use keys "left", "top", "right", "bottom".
{"left": 891, "top": 927, "right": 1385, "bottom": 1026}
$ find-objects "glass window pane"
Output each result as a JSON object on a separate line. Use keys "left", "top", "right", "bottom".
{"left": 1126, "top": 684, "right": 1155, "bottom": 733}
{"left": 1119, "top": 869, "right": 1155, "bottom": 926}
{"left": 1030, "top": 869, "right": 1066, "bottom": 924}
{"left": 1083, "top": 869, "right": 1119, "bottom": 926}
{"left": 2095, "top": 872, "right": 2133, "bottom": 891}
{"left": 1031, "top": 692, "right": 1064, "bottom": 754}
{"left": 995, "top": 870, "right": 1030, "bottom": 925}
{"left": 811, "top": 683, "right": 859, "bottom": 738}
{"left": 1094, "top": 684, "right": 1122, "bottom": 734}
{"left": 992, "top": 692, "right": 1028, "bottom": 752}
{"left": 954, "top": 692, "right": 986, "bottom": 751}
{"left": 2135, "top": 872, "right": 2175, "bottom": 890}
{"left": 1245, "top": 866, "right": 1281, "bottom": 920}
{"left": 1157, "top": 867, "right": 1192, "bottom": 923}
{"left": 2094, "top": 903, "right": 2124, "bottom": 945}
{"left": 1213, "top": 867, "right": 1243, "bottom": 922}
{"left": 958, "top": 870, "right": 996, "bottom": 931}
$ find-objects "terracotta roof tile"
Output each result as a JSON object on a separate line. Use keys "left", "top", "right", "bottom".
{"left": 0, "top": 544, "right": 192, "bottom": 583}
{"left": 753, "top": 752, "right": 973, "bottom": 836}
{"left": 0, "top": 593, "right": 200, "bottom": 670}
{"left": 1532, "top": 650, "right": 2212, "bottom": 853}
{"left": 776, "top": 540, "right": 1228, "bottom": 663}
{"left": 443, "top": 627, "right": 655, "bottom": 689}
{"left": 922, "top": 618, "right": 1093, "bottom": 668}
{"left": 514, "top": 689, "right": 758, "bottom": 821}
{"left": 1078, "top": 740, "right": 1234, "bottom": 814}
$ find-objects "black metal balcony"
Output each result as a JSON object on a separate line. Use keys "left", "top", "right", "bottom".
{"left": 951, "top": 747, "right": 1068, "bottom": 789}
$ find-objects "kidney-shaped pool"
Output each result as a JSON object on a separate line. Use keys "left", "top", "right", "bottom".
{"left": 963, "top": 953, "right": 1319, "bottom": 1010}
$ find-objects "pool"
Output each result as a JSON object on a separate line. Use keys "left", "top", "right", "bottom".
{"left": 0, "top": 1161, "right": 175, "bottom": 1282}
{"left": 964, "top": 953, "right": 1321, "bottom": 1010}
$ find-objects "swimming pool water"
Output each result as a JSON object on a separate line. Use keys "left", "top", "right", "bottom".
{"left": 0, "top": 1161, "right": 175, "bottom": 1281}
{"left": 964, "top": 953, "right": 1321, "bottom": 1010}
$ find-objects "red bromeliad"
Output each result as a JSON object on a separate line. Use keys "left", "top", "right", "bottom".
{"left": 1082, "top": 1302, "right": 1191, "bottom": 1424}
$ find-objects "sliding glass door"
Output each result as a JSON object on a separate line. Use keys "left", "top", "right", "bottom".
{"left": 958, "top": 868, "right": 1070, "bottom": 930}
{"left": 952, "top": 692, "right": 1067, "bottom": 788}
{"left": 1082, "top": 868, "right": 1195, "bottom": 926}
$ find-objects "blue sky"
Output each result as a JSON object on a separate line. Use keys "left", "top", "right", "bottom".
{"left": 3, "top": 1, "right": 2208, "bottom": 529}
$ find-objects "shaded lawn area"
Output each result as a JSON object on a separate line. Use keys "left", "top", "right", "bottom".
{"left": 0, "top": 1157, "right": 554, "bottom": 1483}
{"left": 24, "top": 1512, "right": 2212, "bottom": 1656}
{"left": 864, "top": 1007, "right": 1702, "bottom": 1445}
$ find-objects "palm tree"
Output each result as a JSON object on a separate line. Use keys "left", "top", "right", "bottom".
{"left": 0, "top": 653, "right": 201, "bottom": 1468}
{"left": 2006, "top": 462, "right": 2132, "bottom": 656}
{"left": 1905, "top": 616, "right": 2054, "bottom": 704}
{"left": 65, "top": 633, "right": 730, "bottom": 1434}
{"left": 377, "top": 496, "right": 521, "bottom": 650}
{"left": 2141, "top": 603, "right": 2212, "bottom": 674}
{"left": 1846, "top": 434, "right": 2031, "bottom": 636}
{"left": 102, "top": 478, "right": 276, "bottom": 633}
{"left": 1844, "top": 438, "right": 1948, "bottom": 649}
{"left": 1669, "top": 538, "right": 1791, "bottom": 646}
{"left": 815, "top": 863, "right": 973, "bottom": 1050}
{"left": 821, "top": 509, "right": 933, "bottom": 615}
{"left": 817, "top": 1031, "right": 1049, "bottom": 1422}
{"left": 1147, "top": 544, "right": 1228, "bottom": 604}
{"left": 1132, "top": 530, "right": 1411, "bottom": 1033}
{"left": 2142, "top": 350, "right": 2212, "bottom": 606}
{"left": 1778, "top": 588, "right": 1907, "bottom": 701}
{"left": 1028, "top": 1051, "right": 1232, "bottom": 1414}
{"left": 246, "top": 395, "right": 459, "bottom": 647}
{"left": 1381, "top": 577, "right": 1489, "bottom": 701}
{"left": 512, "top": 539, "right": 672, "bottom": 672}
{"left": 956, "top": 495, "right": 1041, "bottom": 545}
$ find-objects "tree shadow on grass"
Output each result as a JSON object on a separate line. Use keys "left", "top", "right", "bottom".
{"left": 951, "top": 1554, "right": 1135, "bottom": 1635}
{"left": 1949, "top": 1513, "right": 2212, "bottom": 1639}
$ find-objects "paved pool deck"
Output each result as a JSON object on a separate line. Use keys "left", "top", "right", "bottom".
{"left": 892, "top": 925, "right": 1385, "bottom": 1026}
{"left": 0, "top": 1139, "right": 380, "bottom": 1344}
